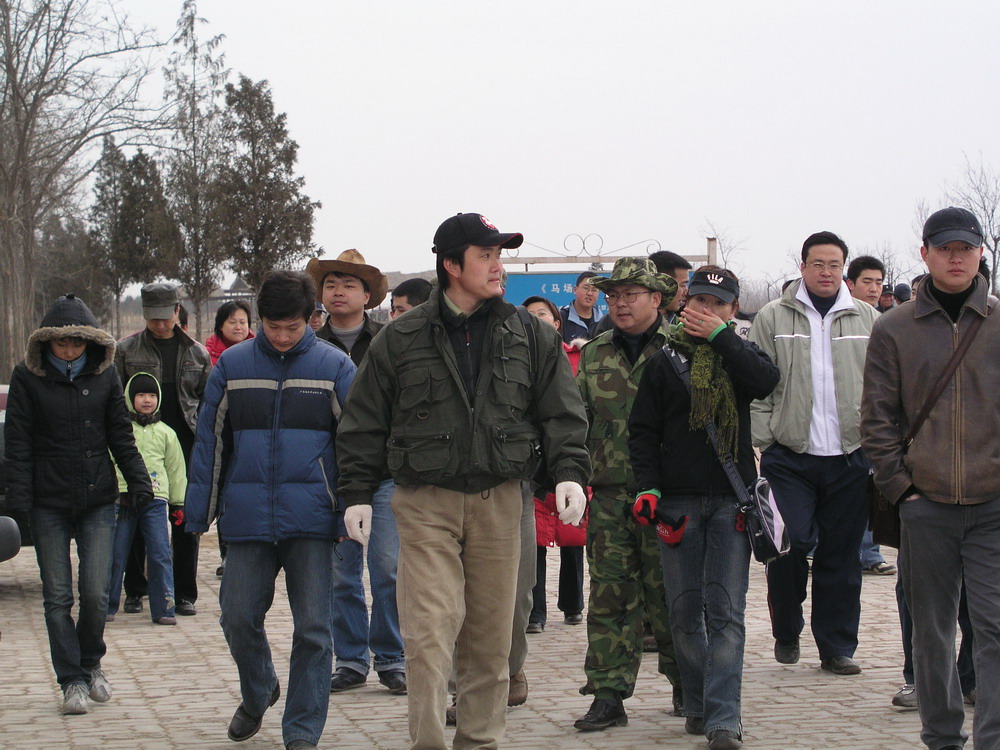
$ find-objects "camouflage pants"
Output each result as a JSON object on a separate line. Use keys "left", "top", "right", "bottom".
{"left": 581, "top": 488, "right": 680, "bottom": 699}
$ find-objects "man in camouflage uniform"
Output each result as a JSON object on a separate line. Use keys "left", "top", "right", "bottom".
{"left": 574, "top": 257, "right": 683, "bottom": 731}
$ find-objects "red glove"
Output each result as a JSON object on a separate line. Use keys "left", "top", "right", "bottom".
{"left": 169, "top": 508, "right": 185, "bottom": 526}
{"left": 656, "top": 514, "right": 689, "bottom": 547}
{"left": 632, "top": 490, "right": 660, "bottom": 525}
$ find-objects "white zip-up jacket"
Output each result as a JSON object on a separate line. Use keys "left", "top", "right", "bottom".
{"left": 749, "top": 279, "right": 879, "bottom": 455}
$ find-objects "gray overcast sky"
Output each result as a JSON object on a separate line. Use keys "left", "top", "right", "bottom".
{"left": 120, "top": 0, "right": 1000, "bottom": 280}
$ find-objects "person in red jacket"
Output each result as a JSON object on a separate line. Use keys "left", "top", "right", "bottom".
{"left": 523, "top": 295, "right": 588, "bottom": 631}
{"left": 205, "top": 300, "right": 254, "bottom": 367}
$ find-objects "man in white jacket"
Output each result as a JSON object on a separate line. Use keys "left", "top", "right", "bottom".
{"left": 749, "top": 231, "right": 878, "bottom": 676}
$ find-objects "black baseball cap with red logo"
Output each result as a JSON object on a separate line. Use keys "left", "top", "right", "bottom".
{"left": 432, "top": 213, "right": 524, "bottom": 256}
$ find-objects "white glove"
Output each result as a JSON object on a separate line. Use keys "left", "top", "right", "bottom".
{"left": 344, "top": 505, "right": 373, "bottom": 545}
{"left": 555, "top": 481, "right": 587, "bottom": 527}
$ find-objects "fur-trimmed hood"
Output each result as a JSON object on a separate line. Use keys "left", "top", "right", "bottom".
{"left": 24, "top": 294, "right": 116, "bottom": 377}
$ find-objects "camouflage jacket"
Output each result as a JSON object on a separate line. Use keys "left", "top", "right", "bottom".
{"left": 577, "top": 316, "right": 670, "bottom": 492}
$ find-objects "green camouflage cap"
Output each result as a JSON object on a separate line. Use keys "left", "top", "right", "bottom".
{"left": 587, "top": 257, "right": 678, "bottom": 305}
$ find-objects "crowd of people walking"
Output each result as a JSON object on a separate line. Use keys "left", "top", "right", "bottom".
{"left": 3, "top": 206, "right": 998, "bottom": 750}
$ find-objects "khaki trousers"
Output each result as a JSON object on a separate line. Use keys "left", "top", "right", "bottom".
{"left": 393, "top": 480, "right": 522, "bottom": 750}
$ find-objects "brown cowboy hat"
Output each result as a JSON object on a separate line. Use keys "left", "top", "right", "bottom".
{"left": 305, "top": 250, "right": 388, "bottom": 309}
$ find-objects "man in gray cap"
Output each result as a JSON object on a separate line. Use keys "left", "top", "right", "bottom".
{"left": 116, "top": 282, "right": 211, "bottom": 617}
{"left": 863, "top": 206, "right": 1000, "bottom": 750}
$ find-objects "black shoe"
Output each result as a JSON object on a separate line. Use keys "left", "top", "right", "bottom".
{"left": 671, "top": 683, "right": 684, "bottom": 716}
{"left": 774, "top": 638, "right": 800, "bottom": 664}
{"left": 216, "top": 563, "right": 225, "bottom": 577}
{"left": 820, "top": 655, "right": 862, "bottom": 675}
{"left": 445, "top": 697, "right": 457, "bottom": 726}
{"left": 685, "top": 715, "right": 705, "bottom": 735}
{"left": 574, "top": 697, "right": 627, "bottom": 731}
{"left": 330, "top": 667, "right": 367, "bottom": 692}
{"left": 526, "top": 621, "right": 544, "bottom": 634}
{"left": 123, "top": 596, "right": 143, "bottom": 614}
{"left": 564, "top": 613, "right": 583, "bottom": 625}
{"left": 176, "top": 599, "right": 196, "bottom": 616}
{"left": 377, "top": 669, "right": 407, "bottom": 695}
{"left": 708, "top": 729, "right": 743, "bottom": 749}
{"left": 228, "top": 682, "right": 280, "bottom": 742}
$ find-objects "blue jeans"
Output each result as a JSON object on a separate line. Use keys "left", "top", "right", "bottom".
{"left": 330, "top": 479, "right": 404, "bottom": 675}
{"left": 32, "top": 503, "right": 117, "bottom": 689}
{"left": 659, "top": 494, "right": 749, "bottom": 738}
{"left": 859, "top": 528, "right": 886, "bottom": 568}
{"left": 108, "top": 499, "right": 175, "bottom": 620}
{"left": 221, "top": 539, "right": 335, "bottom": 747}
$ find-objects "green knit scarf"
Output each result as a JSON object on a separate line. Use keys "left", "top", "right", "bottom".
{"left": 666, "top": 322, "right": 739, "bottom": 461}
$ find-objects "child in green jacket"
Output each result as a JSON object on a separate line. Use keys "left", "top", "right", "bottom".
{"left": 107, "top": 372, "right": 187, "bottom": 625}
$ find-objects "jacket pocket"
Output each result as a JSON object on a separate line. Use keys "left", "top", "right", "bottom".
{"left": 386, "top": 429, "right": 454, "bottom": 485}
{"left": 398, "top": 367, "right": 450, "bottom": 416}
{"left": 491, "top": 359, "right": 531, "bottom": 415}
{"left": 489, "top": 421, "right": 542, "bottom": 478}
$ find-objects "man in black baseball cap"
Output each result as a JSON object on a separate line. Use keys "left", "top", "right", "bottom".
{"left": 432, "top": 213, "right": 523, "bottom": 256}
{"left": 922, "top": 206, "right": 984, "bottom": 248}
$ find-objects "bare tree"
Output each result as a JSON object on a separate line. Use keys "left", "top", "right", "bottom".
{"left": 701, "top": 218, "right": 749, "bottom": 272}
{"left": 854, "top": 241, "right": 922, "bottom": 290}
{"left": 945, "top": 153, "right": 1000, "bottom": 292}
{"left": 0, "top": 0, "right": 160, "bottom": 376}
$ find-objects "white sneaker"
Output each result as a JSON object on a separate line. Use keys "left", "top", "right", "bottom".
{"left": 89, "top": 668, "right": 112, "bottom": 703}
{"left": 62, "top": 683, "right": 90, "bottom": 714}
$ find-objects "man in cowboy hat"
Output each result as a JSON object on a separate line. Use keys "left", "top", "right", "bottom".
{"left": 573, "top": 257, "right": 683, "bottom": 732}
{"left": 304, "top": 251, "right": 407, "bottom": 696}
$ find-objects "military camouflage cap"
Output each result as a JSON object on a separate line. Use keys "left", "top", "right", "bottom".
{"left": 587, "top": 257, "right": 678, "bottom": 305}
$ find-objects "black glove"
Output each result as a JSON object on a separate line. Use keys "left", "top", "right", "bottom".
{"left": 132, "top": 491, "right": 153, "bottom": 508}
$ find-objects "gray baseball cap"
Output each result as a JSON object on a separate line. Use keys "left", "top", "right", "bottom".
{"left": 141, "top": 283, "right": 179, "bottom": 320}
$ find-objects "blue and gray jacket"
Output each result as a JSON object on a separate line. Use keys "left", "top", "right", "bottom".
{"left": 184, "top": 327, "right": 356, "bottom": 542}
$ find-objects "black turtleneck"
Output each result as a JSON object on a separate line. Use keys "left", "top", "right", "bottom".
{"left": 928, "top": 280, "right": 976, "bottom": 323}
{"left": 806, "top": 288, "right": 838, "bottom": 318}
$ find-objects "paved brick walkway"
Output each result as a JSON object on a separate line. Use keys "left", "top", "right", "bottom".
{"left": 0, "top": 538, "right": 971, "bottom": 749}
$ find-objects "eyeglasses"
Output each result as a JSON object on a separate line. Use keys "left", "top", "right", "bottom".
{"left": 807, "top": 261, "right": 844, "bottom": 272}
{"left": 604, "top": 290, "right": 652, "bottom": 304}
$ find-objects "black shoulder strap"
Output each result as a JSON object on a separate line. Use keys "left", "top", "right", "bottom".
{"left": 516, "top": 306, "right": 538, "bottom": 375}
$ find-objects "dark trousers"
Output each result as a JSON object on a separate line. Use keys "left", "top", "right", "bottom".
{"left": 761, "top": 444, "right": 869, "bottom": 659}
{"left": 897, "top": 551, "right": 975, "bottom": 691}
{"left": 530, "top": 546, "right": 584, "bottom": 625}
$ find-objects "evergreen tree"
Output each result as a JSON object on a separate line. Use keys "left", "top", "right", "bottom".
{"left": 212, "top": 75, "right": 320, "bottom": 292}
{"left": 88, "top": 135, "right": 130, "bottom": 336}
{"left": 162, "top": 0, "right": 229, "bottom": 340}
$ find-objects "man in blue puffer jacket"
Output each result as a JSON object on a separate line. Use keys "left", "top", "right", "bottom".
{"left": 185, "top": 270, "right": 356, "bottom": 750}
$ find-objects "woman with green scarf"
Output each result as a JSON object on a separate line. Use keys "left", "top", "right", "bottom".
{"left": 628, "top": 267, "right": 779, "bottom": 750}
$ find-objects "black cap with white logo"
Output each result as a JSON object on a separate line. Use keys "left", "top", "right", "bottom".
{"left": 687, "top": 269, "right": 739, "bottom": 304}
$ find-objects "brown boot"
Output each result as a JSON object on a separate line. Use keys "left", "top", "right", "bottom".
{"left": 508, "top": 669, "right": 528, "bottom": 706}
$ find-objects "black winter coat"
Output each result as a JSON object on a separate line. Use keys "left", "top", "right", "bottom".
{"left": 629, "top": 326, "right": 779, "bottom": 498}
{"left": 4, "top": 301, "right": 151, "bottom": 514}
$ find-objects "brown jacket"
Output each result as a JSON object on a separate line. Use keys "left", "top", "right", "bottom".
{"left": 861, "top": 276, "right": 1000, "bottom": 506}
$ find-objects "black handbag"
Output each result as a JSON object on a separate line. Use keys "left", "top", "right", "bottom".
{"left": 662, "top": 345, "right": 789, "bottom": 563}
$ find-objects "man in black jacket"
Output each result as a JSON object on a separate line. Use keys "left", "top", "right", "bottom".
{"left": 115, "top": 282, "right": 210, "bottom": 617}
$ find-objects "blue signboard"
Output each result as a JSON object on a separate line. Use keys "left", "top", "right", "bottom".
{"left": 503, "top": 272, "right": 608, "bottom": 316}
